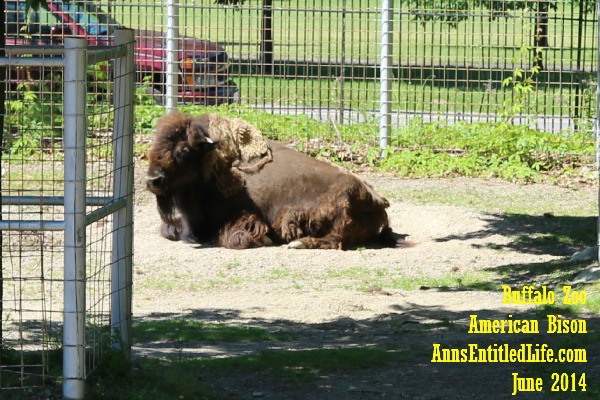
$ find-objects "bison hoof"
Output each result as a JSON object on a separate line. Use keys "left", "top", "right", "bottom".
{"left": 261, "top": 235, "right": 274, "bottom": 246}
{"left": 287, "top": 240, "right": 306, "bottom": 249}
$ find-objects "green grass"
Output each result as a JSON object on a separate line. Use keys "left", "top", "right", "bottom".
{"left": 380, "top": 181, "right": 597, "bottom": 216}
{"left": 490, "top": 259, "right": 598, "bottom": 295}
{"left": 233, "top": 75, "right": 585, "bottom": 117}
{"left": 84, "top": 346, "right": 410, "bottom": 399}
{"left": 266, "top": 268, "right": 306, "bottom": 282}
{"left": 0, "top": 347, "right": 62, "bottom": 393}
{"left": 139, "top": 272, "right": 248, "bottom": 291}
{"left": 323, "top": 265, "right": 499, "bottom": 292}
{"left": 133, "top": 318, "right": 295, "bottom": 343}
{"left": 529, "top": 328, "right": 600, "bottom": 399}
{"left": 197, "top": 346, "right": 409, "bottom": 382}
{"left": 380, "top": 118, "right": 595, "bottom": 181}
{"left": 579, "top": 283, "right": 600, "bottom": 313}
{"left": 546, "top": 282, "right": 600, "bottom": 315}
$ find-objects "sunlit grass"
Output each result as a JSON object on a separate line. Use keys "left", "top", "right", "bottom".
{"left": 323, "top": 265, "right": 499, "bottom": 292}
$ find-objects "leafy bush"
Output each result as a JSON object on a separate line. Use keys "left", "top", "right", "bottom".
{"left": 381, "top": 118, "right": 595, "bottom": 182}
{"left": 2, "top": 64, "right": 117, "bottom": 156}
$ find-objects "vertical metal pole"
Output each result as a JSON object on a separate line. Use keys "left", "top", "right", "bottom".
{"left": 380, "top": 0, "right": 393, "bottom": 151}
{"left": 63, "top": 37, "right": 88, "bottom": 400}
{"left": 339, "top": 0, "right": 347, "bottom": 124}
{"left": 112, "top": 29, "right": 135, "bottom": 358}
{"left": 0, "top": 0, "right": 6, "bottom": 359}
{"left": 166, "top": 0, "right": 179, "bottom": 110}
{"left": 596, "top": 0, "right": 600, "bottom": 266}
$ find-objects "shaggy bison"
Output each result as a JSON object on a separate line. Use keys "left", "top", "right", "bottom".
{"left": 145, "top": 111, "right": 404, "bottom": 250}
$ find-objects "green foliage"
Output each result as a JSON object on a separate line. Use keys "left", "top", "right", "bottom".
{"left": 500, "top": 60, "right": 542, "bottom": 123}
{"left": 134, "top": 103, "right": 371, "bottom": 143}
{"left": 134, "top": 105, "right": 594, "bottom": 184}
{"left": 0, "top": 346, "right": 62, "bottom": 393}
{"left": 3, "top": 64, "right": 116, "bottom": 156}
{"left": 200, "top": 347, "right": 408, "bottom": 382}
{"left": 403, "top": 0, "right": 471, "bottom": 26}
{"left": 5, "top": 81, "right": 63, "bottom": 155}
{"left": 84, "top": 346, "right": 408, "bottom": 400}
{"left": 574, "top": 74, "right": 598, "bottom": 131}
{"left": 135, "top": 76, "right": 160, "bottom": 106}
{"left": 380, "top": 118, "right": 594, "bottom": 182}
{"left": 401, "top": 0, "right": 576, "bottom": 26}
{"left": 133, "top": 105, "right": 167, "bottom": 134}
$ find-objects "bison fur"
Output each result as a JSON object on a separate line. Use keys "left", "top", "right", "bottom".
{"left": 146, "top": 111, "right": 405, "bottom": 250}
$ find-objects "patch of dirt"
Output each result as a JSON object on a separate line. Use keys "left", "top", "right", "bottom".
{"left": 132, "top": 164, "right": 599, "bottom": 399}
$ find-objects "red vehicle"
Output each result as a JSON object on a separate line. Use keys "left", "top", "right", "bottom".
{"left": 6, "top": 0, "right": 239, "bottom": 105}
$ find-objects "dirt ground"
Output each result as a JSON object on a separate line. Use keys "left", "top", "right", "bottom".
{"left": 131, "top": 165, "right": 599, "bottom": 400}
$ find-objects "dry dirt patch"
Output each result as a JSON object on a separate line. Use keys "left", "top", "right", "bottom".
{"left": 131, "top": 167, "right": 598, "bottom": 399}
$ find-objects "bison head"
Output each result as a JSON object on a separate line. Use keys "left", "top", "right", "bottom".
{"left": 145, "top": 112, "right": 218, "bottom": 197}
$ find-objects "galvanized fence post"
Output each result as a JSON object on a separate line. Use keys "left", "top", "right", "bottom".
{"left": 63, "top": 37, "right": 88, "bottom": 400}
{"left": 166, "top": 0, "right": 179, "bottom": 110}
{"left": 380, "top": 0, "right": 393, "bottom": 151}
{"left": 111, "top": 29, "right": 135, "bottom": 358}
{"left": 597, "top": 0, "right": 600, "bottom": 266}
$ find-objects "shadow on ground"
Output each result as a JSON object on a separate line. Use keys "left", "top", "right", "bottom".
{"left": 435, "top": 213, "right": 596, "bottom": 257}
{"left": 130, "top": 301, "right": 599, "bottom": 400}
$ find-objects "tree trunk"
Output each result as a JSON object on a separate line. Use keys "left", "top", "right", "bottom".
{"left": 260, "top": 0, "right": 274, "bottom": 75}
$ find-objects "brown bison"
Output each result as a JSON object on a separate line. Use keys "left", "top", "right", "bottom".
{"left": 145, "top": 111, "right": 404, "bottom": 250}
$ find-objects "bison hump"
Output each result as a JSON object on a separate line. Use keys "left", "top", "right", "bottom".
{"left": 208, "top": 114, "right": 273, "bottom": 174}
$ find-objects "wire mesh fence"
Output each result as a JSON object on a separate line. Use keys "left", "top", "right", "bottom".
{"left": 0, "top": 26, "right": 135, "bottom": 399}
{"left": 86, "top": 0, "right": 596, "bottom": 139}
{"left": 8, "top": 0, "right": 587, "bottom": 138}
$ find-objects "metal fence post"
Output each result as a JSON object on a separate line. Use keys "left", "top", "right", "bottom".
{"left": 63, "top": 37, "right": 88, "bottom": 400}
{"left": 596, "top": 0, "right": 600, "bottom": 266}
{"left": 166, "top": 0, "right": 179, "bottom": 110}
{"left": 380, "top": 0, "right": 393, "bottom": 151}
{"left": 112, "top": 29, "right": 135, "bottom": 358}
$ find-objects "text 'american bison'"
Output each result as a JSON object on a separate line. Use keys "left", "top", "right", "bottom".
{"left": 145, "top": 111, "right": 406, "bottom": 250}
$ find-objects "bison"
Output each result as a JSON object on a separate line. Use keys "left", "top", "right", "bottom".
{"left": 145, "top": 111, "right": 405, "bottom": 250}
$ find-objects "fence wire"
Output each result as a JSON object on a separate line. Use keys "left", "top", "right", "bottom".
{"left": 97, "top": 0, "right": 597, "bottom": 139}
{"left": 0, "top": 26, "right": 134, "bottom": 396}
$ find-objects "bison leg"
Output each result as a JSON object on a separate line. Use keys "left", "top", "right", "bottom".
{"left": 277, "top": 206, "right": 307, "bottom": 242}
{"left": 217, "top": 212, "right": 271, "bottom": 249}
{"left": 160, "top": 221, "right": 181, "bottom": 241}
